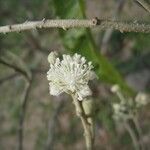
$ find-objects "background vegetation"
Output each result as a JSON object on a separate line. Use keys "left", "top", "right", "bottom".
{"left": 0, "top": 0, "right": 150, "bottom": 150}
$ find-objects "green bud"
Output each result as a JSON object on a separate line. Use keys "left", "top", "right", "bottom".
{"left": 47, "top": 51, "right": 58, "bottom": 64}
{"left": 82, "top": 97, "right": 95, "bottom": 140}
{"left": 82, "top": 97, "right": 94, "bottom": 116}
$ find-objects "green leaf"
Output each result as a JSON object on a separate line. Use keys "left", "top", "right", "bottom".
{"left": 53, "top": 0, "right": 133, "bottom": 95}
{"left": 0, "top": 50, "right": 31, "bottom": 81}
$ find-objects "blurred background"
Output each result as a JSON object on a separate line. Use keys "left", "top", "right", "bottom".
{"left": 0, "top": 0, "right": 150, "bottom": 150}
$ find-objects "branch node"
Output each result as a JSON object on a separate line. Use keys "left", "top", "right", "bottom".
{"left": 39, "top": 18, "right": 46, "bottom": 28}
{"left": 93, "top": 17, "right": 101, "bottom": 25}
{"left": 34, "top": 26, "right": 38, "bottom": 30}
{"left": 62, "top": 26, "right": 68, "bottom": 31}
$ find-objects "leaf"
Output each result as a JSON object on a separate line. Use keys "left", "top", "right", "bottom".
{"left": 53, "top": 0, "right": 134, "bottom": 95}
{"left": 0, "top": 50, "right": 31, "bottom": 81}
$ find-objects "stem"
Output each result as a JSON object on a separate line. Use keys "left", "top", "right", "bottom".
{"left": 133, "top": 117, "right": 144, "bottom": 150}
{"left": 124, "top": 121, "right": 140, "bottom": 150}
{"left": 18, "top": 79, "right": 32, "bottom": 150}
{"left": 45, "top": 99, "right": 64, "bottom": 150}
{"left": 135, "top": 0, "right": 150, "bottom": 13}
{"left": 71, "top": 95, "right": 94, "bottom": 150}
{"left": 0, "top": 18, "right": 150, "bottom": 34}
{"left": 116, "top": 91, "right": 126, "bottom": 103}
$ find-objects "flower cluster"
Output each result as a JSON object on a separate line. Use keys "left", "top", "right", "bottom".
{"left": 112, "top": 100, "right": 135, "bottom": 121}
{"left": 47, "top": 52, "right": 96, "bottom": 100}
{"left": 111, "top": 85, "right": 149, "bottom": 121}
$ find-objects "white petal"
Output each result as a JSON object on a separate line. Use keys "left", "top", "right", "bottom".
{"left": 77, "top": 86, "right": 92, "bottom": 100}
{"left": 88, "top": 71, "right": 97, "bottom": 80}
{"left": 49, "top": 83, "right": 63, "bottom": 96}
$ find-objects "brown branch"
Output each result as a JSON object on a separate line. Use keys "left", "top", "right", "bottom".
{"left": 0, "top": 51, "right": 31, "bottom": 81}
{"left": 0, "top": 68, "right": 46, "bottom": 86}
{"left": 0, "top": 59, "right": 30, "bottom": 81}
{"left": 0, "top": 18, "right": 150, "bottom": 34}
{"left": 45, "top": 98, "right": 64, "bottom": 150}
{"left": 18, "top": 77, "right": 32, "bottom": 150}
{"left": 0, "top": 73, "right": 18, "bottom": 85}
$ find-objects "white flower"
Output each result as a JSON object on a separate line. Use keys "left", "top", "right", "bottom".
{"left": 111, "top": 84, "right": 120, "bottom": 93}
{"left": 47, "top": 52, "right": 97, "bottom": 100}
{"left": 112, "top": 99, "right": 136, "bottom": 120}
{"left": 135, "top": 92, "right": 149, "bottom": 107}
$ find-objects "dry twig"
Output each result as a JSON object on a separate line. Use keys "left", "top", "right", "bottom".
{"left": 124, "top": 121, "right": 140, "bottom": 150}
{"left": 0, "top": 18, "right": 150, "bottom": 34}
{"left": 18, "top": 78, "right": 32, "bottom": 150}
{"left": 0, "top": 73, "right": 18, "bottom": 85}
{"left": 45, "top": 98, "right": 64, "bottom": 150}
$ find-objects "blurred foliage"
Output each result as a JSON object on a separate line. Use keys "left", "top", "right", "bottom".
{"left": 0, "top": 50, "right": 31, "bottom": 80}
{"left": 0, "top": 0, "right": 150, "bottom": 150}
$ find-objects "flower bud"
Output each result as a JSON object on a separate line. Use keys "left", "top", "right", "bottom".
{"left": 82, "top": 98, "right": 94, "bottom": 116}
{"left": 135, "top": 92, "right": 149, "bottom": 106}
{"left": 111, "top": 84, "right": 120, "bottom": 93}
{"left": 47, "top": 51, "right": 58, "bottom": 64}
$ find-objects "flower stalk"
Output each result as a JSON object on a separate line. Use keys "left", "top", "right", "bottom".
{"left": 71, "top": 94, "right": 94, "bottom": 150}
{"left": 47, "top": 52, "right": 96, "bottom": 149}
{"left": 111, "top": 85, "right": 149, "bottom": 150}
{"left": 124, "top": 121, "right": 140, "bottom": 150}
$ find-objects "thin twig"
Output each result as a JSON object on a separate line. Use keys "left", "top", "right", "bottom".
{"left": 0, "top": 73, "right": 18, "bottom": 85}
{"left": 45, "top": 98, "right": 64, "bottom": 150}
{"left": 18, "top": 78, "right": 32, "bottom": 150}
{"left": 0, "top": 59, "right": 30, "bottom": 81}
{"left": 0, "top": 51, "right": 31, "bottom": 81}
{"left": 0, "top": 18, "right": 150, "bottom": 34}
{"left": 124, "top": 121, "right": 140, "bottom": 150}
{"left": 0, "top": 68, "right": 46, "bottom": 87}
{"left": 135, "top": 0, "right": 150, "bottom": 13}
{"left": 133, "top": 117, "right": 144, "bottom": 150}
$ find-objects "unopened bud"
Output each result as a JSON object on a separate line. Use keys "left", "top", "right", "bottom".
{"left": 135, "top": 92, "right": 149, "bottom": 106}
{"left": 111, "top": 84, "right": 120, "bottom": 93}
{"left": 47, "top": 51, "right": 58, "bottom": 64}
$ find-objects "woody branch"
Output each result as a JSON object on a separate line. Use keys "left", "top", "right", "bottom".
{"left": 0, "top": 18, "right": 150, "bottom": 34}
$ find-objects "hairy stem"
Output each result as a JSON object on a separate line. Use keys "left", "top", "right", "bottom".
{"left": 71, "top": 95, "right": 94, "bottom": 150}
{"left": 45, "top": 99, "right": 64, "bottom": 150}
